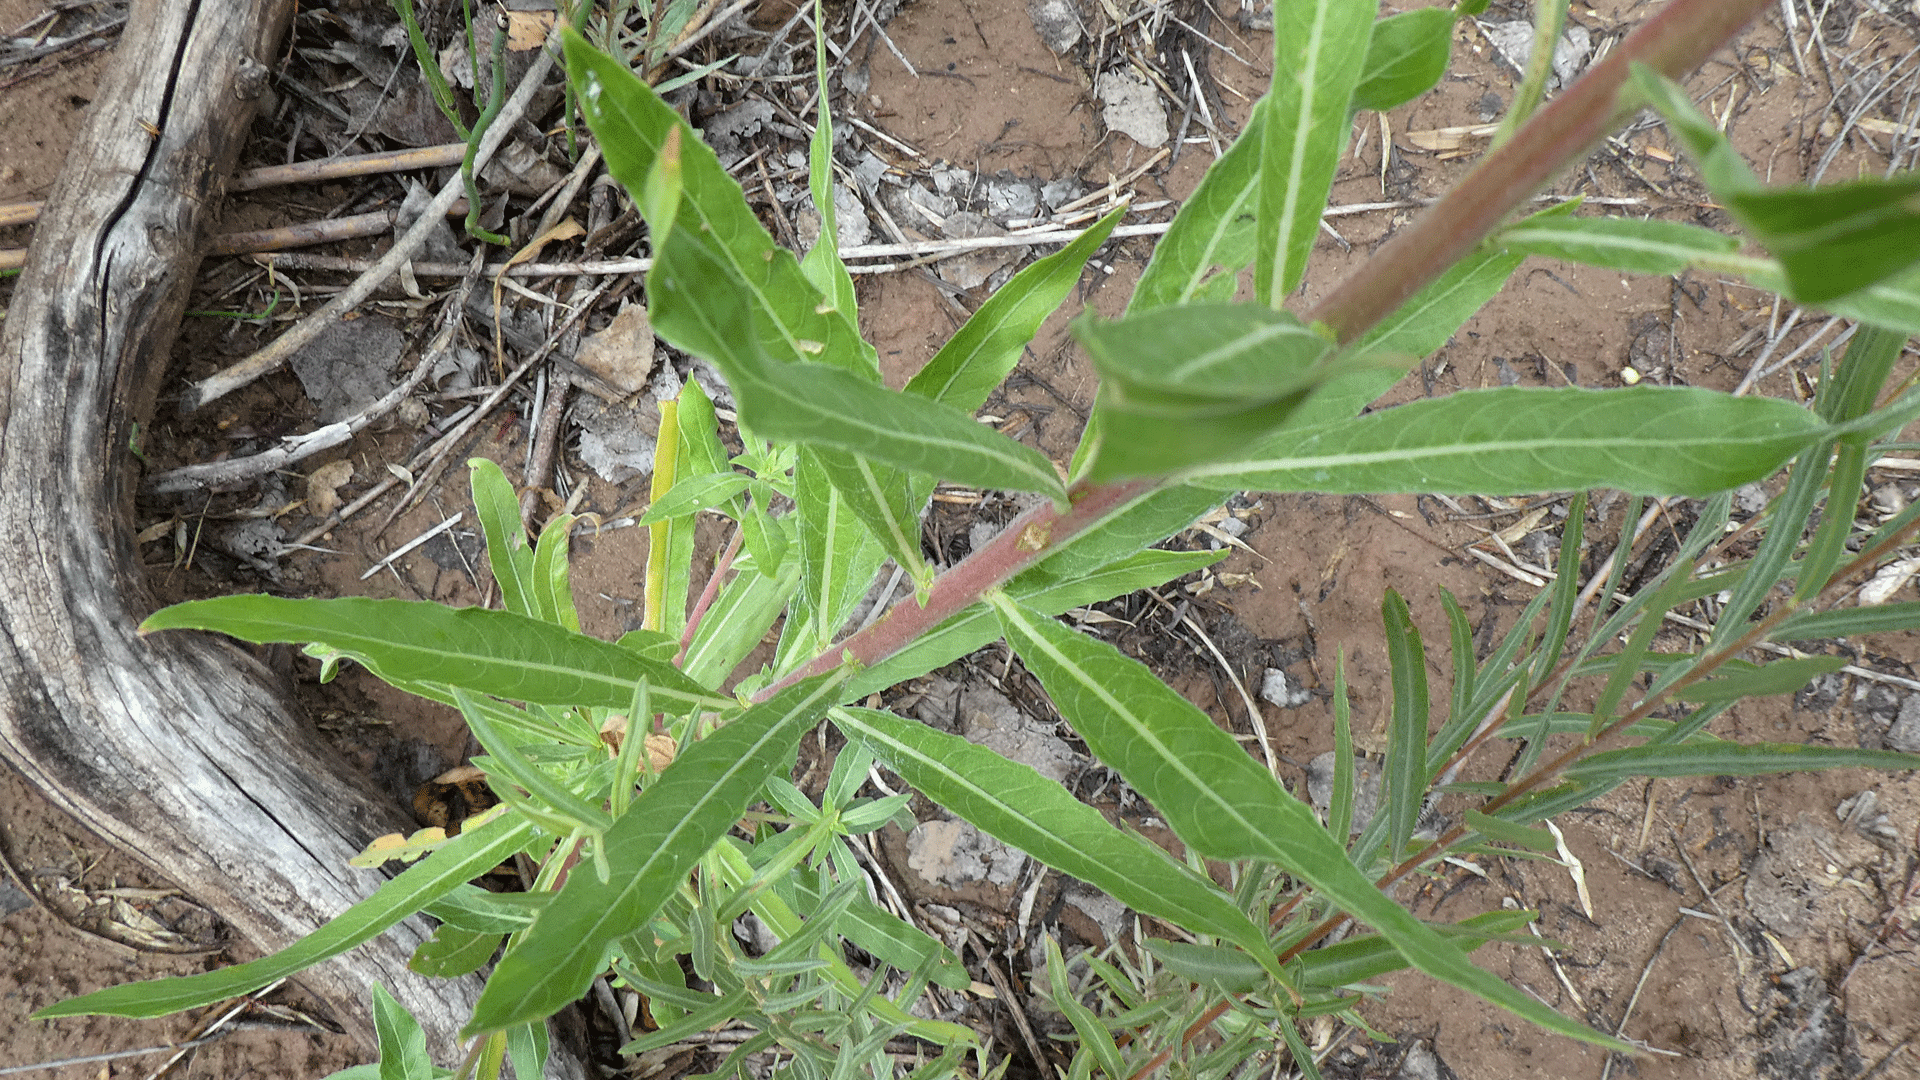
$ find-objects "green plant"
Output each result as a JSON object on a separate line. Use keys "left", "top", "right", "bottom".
{"left": 46, "top": 0, "right": 1920, "bottom": 1075}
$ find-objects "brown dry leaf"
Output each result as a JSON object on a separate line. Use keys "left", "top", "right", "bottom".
{"left": 506, "top": 10, "right": 556, "bottom": 50}
{"left": 599, "top": 714, "right": 679, "bottom": 772}
{"left": 307, "top": 459, "right": 354, "bottom": 518}
{"left": 575, "top": 304, "right": 658, "bottom": 397}
{"left": 1404, "top": 123, "right": 1498, "bottom": 152}
{"left": 1493, "top": 504, "right": 1552, "bottom": 546}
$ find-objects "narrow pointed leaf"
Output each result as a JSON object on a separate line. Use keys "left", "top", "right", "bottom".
{"left": 410, "top": 925, "right": 503, "bottom": 979}
{"left": 1381, "top": 590, "right": 1430, "bottom": 861}
{"left": 1675, "top": 655, "right": 1848, "bottom": 701}
{"left": 649, "top": 229, "right": 1065, "bottom": 499}
{"left": 831, "top": 706, "right": 1279, "bottom": 973}
{"left": 530, "top": 513, "right": 582, "bottom": 632}
{"left": 1131, "top": 100, "right": 1266, "bottom": 312}
{"left": 1496, "top": 214, "right": 1741, "bottom": 276}
{"left": 1774, "top": 601, "right": 1920, "bottom": 640}
{"left": 685, "top": 558, "right": 800, "bottom": 689}
{"left": 991, "top": 596, "right": 1629, "bottom": 1052}
{"left": 1353, "top": 7, "right": 1454, "bottom": 113}
{"left": 1294, "top": 909, "right": 1537, "bottom": 989}
{"left": 1630, "top": 63, "right": 1920, "bottom": 302}
{"left": 1463, "top": 810, "right": 1557, "bottom": 852}
{"left": 844, "top": 548, "right": 1223, "bottom": 699}
{"left": 908, "top": 207, "right": 1124, "bottom": 411}
{"left": 798, "top": 16, "right": 860, "bottom": 336}
{"left": 813, "top": 450, "right": 932, "bottom": 590}
{"left": 371, "top": 984, "right": 433, "bottom": 1080}
{"left": 1257, "top": 0, "right": 1378, "bottom": 303}
{"left": 1562, "top": 741, "right": 1920, "bottom": 784}
{"left": 467, "top": 671, "right": 845, "bottom": 1034}
{"left": 143, "top": 596, "right": 727, "bottom": 715}
{"left": 1077, "top": 303, "right": 1372, "bottom": 480}
{"left": 566, "top": 31, "right": 874, "bottom": 375}
{"left": 470, "top": 459, "right": 537, "bottom": 620}
{"left": 1182, "top": 386, "right": 1826, "bottom": 496}
{"left": 783, "top": 448, "right": 892, "bottom": 664}
{"left": 38, "top": 813, "right": 534, "bottom": 1019}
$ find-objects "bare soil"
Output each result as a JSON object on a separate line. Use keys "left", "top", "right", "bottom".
{"left": 3, "top": 0, "right": 1919, "bottom": 1077}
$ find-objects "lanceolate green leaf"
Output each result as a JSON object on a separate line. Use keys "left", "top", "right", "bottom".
{"left": 1674, "top": 655, "right": 1847, "bottom": 701}
{"left": 566, "top": 31, "right": 874, "bottom": 376}
{"left": 1496, "top": 214, "right": 1741, "bottom": 276}
{"left": 798, "top": 5, "right": 859, "bottom": 336}
{"left": 649, "top": 228, "right": 1066, "bottom": 500}
{"left": 38, "top": 813, "right": 535, "bottom": 1019}
{"left": 1131, "top": 100, "right": 1266, "bottom": 312}
{"left": 1077, "top": 303, "right": 1359, "bottom": 479}
{"left": 1380, "top": 590, "right": 1430, "bottom": 861}
{"left": 1561, "top": 741, "right": 1920, "bottom": 784}
{"left": 1353, "top": 7, "right": 1454, "bottom": 114}
{"left": 140, "top": 596, "right": 729, "bottom": 715}
{"left": 1629, "top": 63, "right": 1920, "bottom": 303}
{"left": 907, "top": 207, "right": 1124, "bottom": 412}
{"left": 684, "top": 557, "right": 800, "bottom": 689}
{"left": 1182, "top": 386, "right": 1826, "bottom": 496}
{"left": 1257, "top": 0, "right": 1378, "bottom": 304}
{"left": 530, "top": 513, "right": 582, "bottom": 633}
{"left": 990, "top": 596, "right": 1629, "bottom": 1052}
{"left": 784, "top": 449, "right": 891, "bottom": 664}
{"left": 470, "top": 459, "right": 538, "bottom": 621}
{"left": 813, "top": 451, "right": 932, "bottom": 591}
{"left": 831, "top": 706, "right": 1285, "bottom": 981}
{"left": 1293, "top": 909, "right": 1538, "bottom": 990}
{"left": 1774, "top": 601, "right": 1920, "bottom": 641}
{"left": 1729, "top": 174, "right": 1920, "bottom": 304}
{"left": 467, "top": 671, "right": 846, "bottom": 1035}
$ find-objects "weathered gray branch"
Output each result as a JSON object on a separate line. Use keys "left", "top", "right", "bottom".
{"left": 0, "top": 1, "right": 578, "bottom": 1071}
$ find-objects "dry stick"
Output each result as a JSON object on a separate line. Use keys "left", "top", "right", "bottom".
{"left": 206, "top": 200, "right": 467, "bottom": 257}
{"left": 147, "top": 250, "right": 490, "bottom": 496}
{"left": 226, "top": 193, "right": 1652, "bottom": 281}
{"left": 1597, "top": 915, "right": 1688, "bottom": 1078}
{"left": 145, "top": 335, "right": 441, "bottom": 495}
{"left": 971, "top": 931, "right": 1050, "bottom": 1074}
{"left": 0, "top": 1037, "right": 227, "bottom": 1078}
{"left": 0, "top": 143, "right": 471, "bottom": 230}
{"left": 519, "top": 369, "right": 570, "bottom": 528}
{"left": 372, "top": 273, "right": 625, "bottom": 536}
{"left": 140, "top": 977, "right": 291, "bottom": 1080}
{"left": 181, "top": 43, "right": 555, "bottom": 412}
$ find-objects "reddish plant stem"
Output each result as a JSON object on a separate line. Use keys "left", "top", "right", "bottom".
{"left": 753, "top": 477, "right": 1157, "bottom": 700}
{"left": 1304, "top": 0, "right": 1773, "bottom": 343}
{"left": 677, "top": 524, "right": 743, "bottom": 665}
{"left": 767, "top": 0, "right": 1778, "bottom": 713}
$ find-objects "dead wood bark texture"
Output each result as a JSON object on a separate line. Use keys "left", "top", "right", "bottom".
{"left": 0, "top": 1, "right": 573, "bottom": 1069}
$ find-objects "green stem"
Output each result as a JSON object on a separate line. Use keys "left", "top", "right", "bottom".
{"left": 1490, "top": 0, "right": 1569, "bottom": 149}
{"left": 463, "top": 17, "right": 512, "bottom": 246}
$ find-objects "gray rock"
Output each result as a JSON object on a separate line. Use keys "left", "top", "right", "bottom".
{"left": 1481, "top": 20, "right": 1593, "bottom": 91}
{"left": 1890, "top": 694, "right": 1920, "bottom": 752}
{"left": 915, "top": 675, "right": 1078, "bottom": 784}
{"left": 289, "top": 313, "right": 403, "bottom": 424}
{"left": 1260, "top": 668, "right": 1313, "bottom": 708}
{"left": 1027, "top": 0, "right": 1084, "bottom": 54}
{"left": 1098, "top": 68, "right": 1169, "bottom": 149}
{"left": 907, "top": 818, "right": 1028, "bottom": 886}
{"left": 936, "top": 212, "right": 1029, "bottom": 289}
